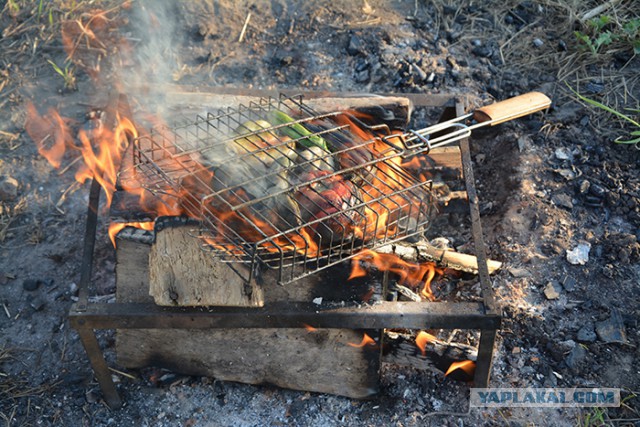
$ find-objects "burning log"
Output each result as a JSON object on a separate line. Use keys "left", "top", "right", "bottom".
{"left": 382, "top": 332, "right": 477, "bottom": 381}
{"left": 375, "top": 243, "right": 502, "bottom": 275}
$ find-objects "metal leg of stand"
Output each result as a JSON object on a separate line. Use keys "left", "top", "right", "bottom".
{"left": 76, "top": 326, "right": 122, "bottom": 409}
{"left": 473, "top": 328, "right": 497, "bottom": 387}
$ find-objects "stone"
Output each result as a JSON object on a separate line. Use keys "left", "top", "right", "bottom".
{"left": 552, "top": 193, "right": 573, "bottom": 210}
{"left": 30, "top": 298, "right": 45, "bottom": 311}
{"left": 560, "top": 275, "right": 576, "bottom": 292}
{"left": 355, "top": 69, "right": 370, "bottom": 83}
{"left": 23, "top": 279, "right": 40, "bottom": 292}
{"left": 565, "top": 345, "right": 587, "bottom": 372}
{"left": 533, "top": 38, "right": 544, "bottom": 47}
{"left": 556, "top": 169, "right": 576, "bottom": 180}
{"left": 578, "top": 180, "right": 590, "bottom": 194}
{"left": 566, "top": 242, "right": 591, "bottom": 265}
{"left": 472, "top": 46, "right": 492, "bottom": 58}
{"left": 576, "top": 324, "right": 597, "bottom": 343}
{"left": 589, "top": 183, "right": 607, "bottom": 198}
{"left": 595, "top": 309, "right": 627, "bottom": 344}
{"left": 426, "top": 72, "right": 435, "bottom": 83}
{"left": 410, "top": 63, "right": 427, "bottom": 82}
{"left": 347, "top": 34, "right": 364, "bottom": 56}
{"left": 508, "top": 267, "right": 532, "bottom": 278}
{"left": 554, "top": 147, "right": 573, "bottom": 161}
{"left": 543, "top": 282, "right": 560, "bottom": 300}
{"left": 547, "top": 339, "right": 575, "bottom": 362}
{"left": 0, "top": 176, "right": 19, "bottom": 201}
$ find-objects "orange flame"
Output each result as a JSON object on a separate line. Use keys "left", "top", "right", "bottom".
{"left": 415, "top": 331, "right": 437, "bottom": 356}
{"left": 25, "top": 103, "right": 137, "bottom": 208}
{"left": 108, "top": 221, "right": 154, "bottom": 247}
{"left": 349, "top": 249, "right": 444, "bottom": 300}
{"left": 445, "top": 360, "right": 476, "bottom": 377}
{"left": 303, "top": 324, "right": 317, "bottom": 332}
{"left": 347, "top": 333, "right": 376, "bottom": 348}
{"left": 25, "top": 102, "right": 191, "bottom": 247}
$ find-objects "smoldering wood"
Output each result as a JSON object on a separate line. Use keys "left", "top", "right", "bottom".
{"left": 376, "top": 243, "right": 502, "bottom": 275}
{"left": 118, "top": 328, "right": 380, "bottom": 398}
{"left": 382, "top": 333, "right": 477, "bottom": 379}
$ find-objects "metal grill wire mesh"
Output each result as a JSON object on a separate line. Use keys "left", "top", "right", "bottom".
{"left": 132, "top": 95, "right": 437, "bottom": 283}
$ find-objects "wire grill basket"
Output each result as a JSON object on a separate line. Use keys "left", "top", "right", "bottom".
{"left": 132, "top": 95, "right": 437, "bottom": 284}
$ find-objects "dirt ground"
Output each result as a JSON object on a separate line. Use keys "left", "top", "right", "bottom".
{"left": 1, "top": 1, "right": 639, "bottom": 426}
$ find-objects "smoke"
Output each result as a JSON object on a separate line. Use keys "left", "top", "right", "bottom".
{"left": 117, "top": 0, "right": 183, "bottom": 117}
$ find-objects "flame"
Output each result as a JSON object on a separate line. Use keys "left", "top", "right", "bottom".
{"left": 26, "top": 104, "right": 136, "bottom": 207}
{"left": 25, "top": 104, "right": 73, "bottom": 169}
{"left": 27, "top": 76, "right": 435, "bottom": 260}
{"left": 349, "top": 249, "right": 444, "bottom": 300}
{"left": 445, "top": 360, "right": 476, "bottom": 377}
{"left": 108, "top": 221, "right": 154, "bottom": 247}
{"left": 303, "top": 324, "right": 317, "bottom": 332}
{"left": 25, "top": 102, "right": 192, "bottom": 248}
{"left": 347, "top": 333, "right": 376, "bottom": 348}
{"left": 415, "top": 331, "right": 437, "bottom": 356}
{"left": 330, "top": 114, "right": 434, "bottom": 243}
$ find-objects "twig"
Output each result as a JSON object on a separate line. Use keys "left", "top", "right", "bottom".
{"left": 108, "top": 367, "right": 137, "bottom": 381}
{"left": 2, "top": 302, "right": 10, "bottom": 318}
{"left": 57, "top": 156, "right": 83, "bottom": 176}
{"left": 499, "top": 18, "right": 541, "bottom": 65}
{"left": 56, "top": 181, "right": 82, "bottom": 211}
{"left": 238, "top": 12, "right": 251, "bottom": 43}
{"left": 580, "top": 0, "right": 620, "bottom": 21}
{"left": 0, "top": 130, "right": 19, "bottom": 139}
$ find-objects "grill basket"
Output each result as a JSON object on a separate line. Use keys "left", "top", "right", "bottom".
{"left": 131, "top": 95, "right": 437, "bottom": 283}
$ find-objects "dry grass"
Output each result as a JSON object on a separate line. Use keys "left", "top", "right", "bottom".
{"left": 427, "top": 0, "right": 639, "bottom": 138}
{"left": 0, "top": 346, "right": 62, "bottom": 425}
{"left": 0, "top": 198, "right": 27, "bottom": 243}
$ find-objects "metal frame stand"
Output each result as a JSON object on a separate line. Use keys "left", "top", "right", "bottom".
{"left": 68, "top": 95, "right": 500, "bottom": 410}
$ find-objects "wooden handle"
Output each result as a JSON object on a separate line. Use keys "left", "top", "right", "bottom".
{"left": 473, "top": 92, "right": 551, "bottom": 126}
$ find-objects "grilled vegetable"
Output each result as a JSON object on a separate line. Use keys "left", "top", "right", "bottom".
{"left": 304, "top": 121, "right": 373, "bottom": 180}
{"left": 271, "top": 110, "right": 329, "bottom": 151}
{"left": 294, "top": 171, "right": 363, "bottom": 244}
{"left": 232, "top": 120, "right": 295, "bottom": 167}
{"left": 296, "top": 145, "right": 335, "bottom": 172}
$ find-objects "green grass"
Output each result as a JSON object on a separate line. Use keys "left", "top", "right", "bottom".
{"left": 47, "top": 59, "right": 77, "bottom": 91}
{"left": 567, "top": 83, "right": 640, "bottom": 145}
{"left": 575, "top": 14, "right": 640, "bottom": 56}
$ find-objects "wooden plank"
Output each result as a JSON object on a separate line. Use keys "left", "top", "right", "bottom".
{"left": 130, "top": 83, "right": 460, "bottom": 108}
{"left": 149, "top": 226, "right": 263, "bottom": 307}
{"left": 426, "top": 146, "right": 462, "bottom": 171}
{"left": 117, "top": 328, "right": 379, "bottom": 398}
{"left": 115, "top": 237, "right": 153, "bottom": 304}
